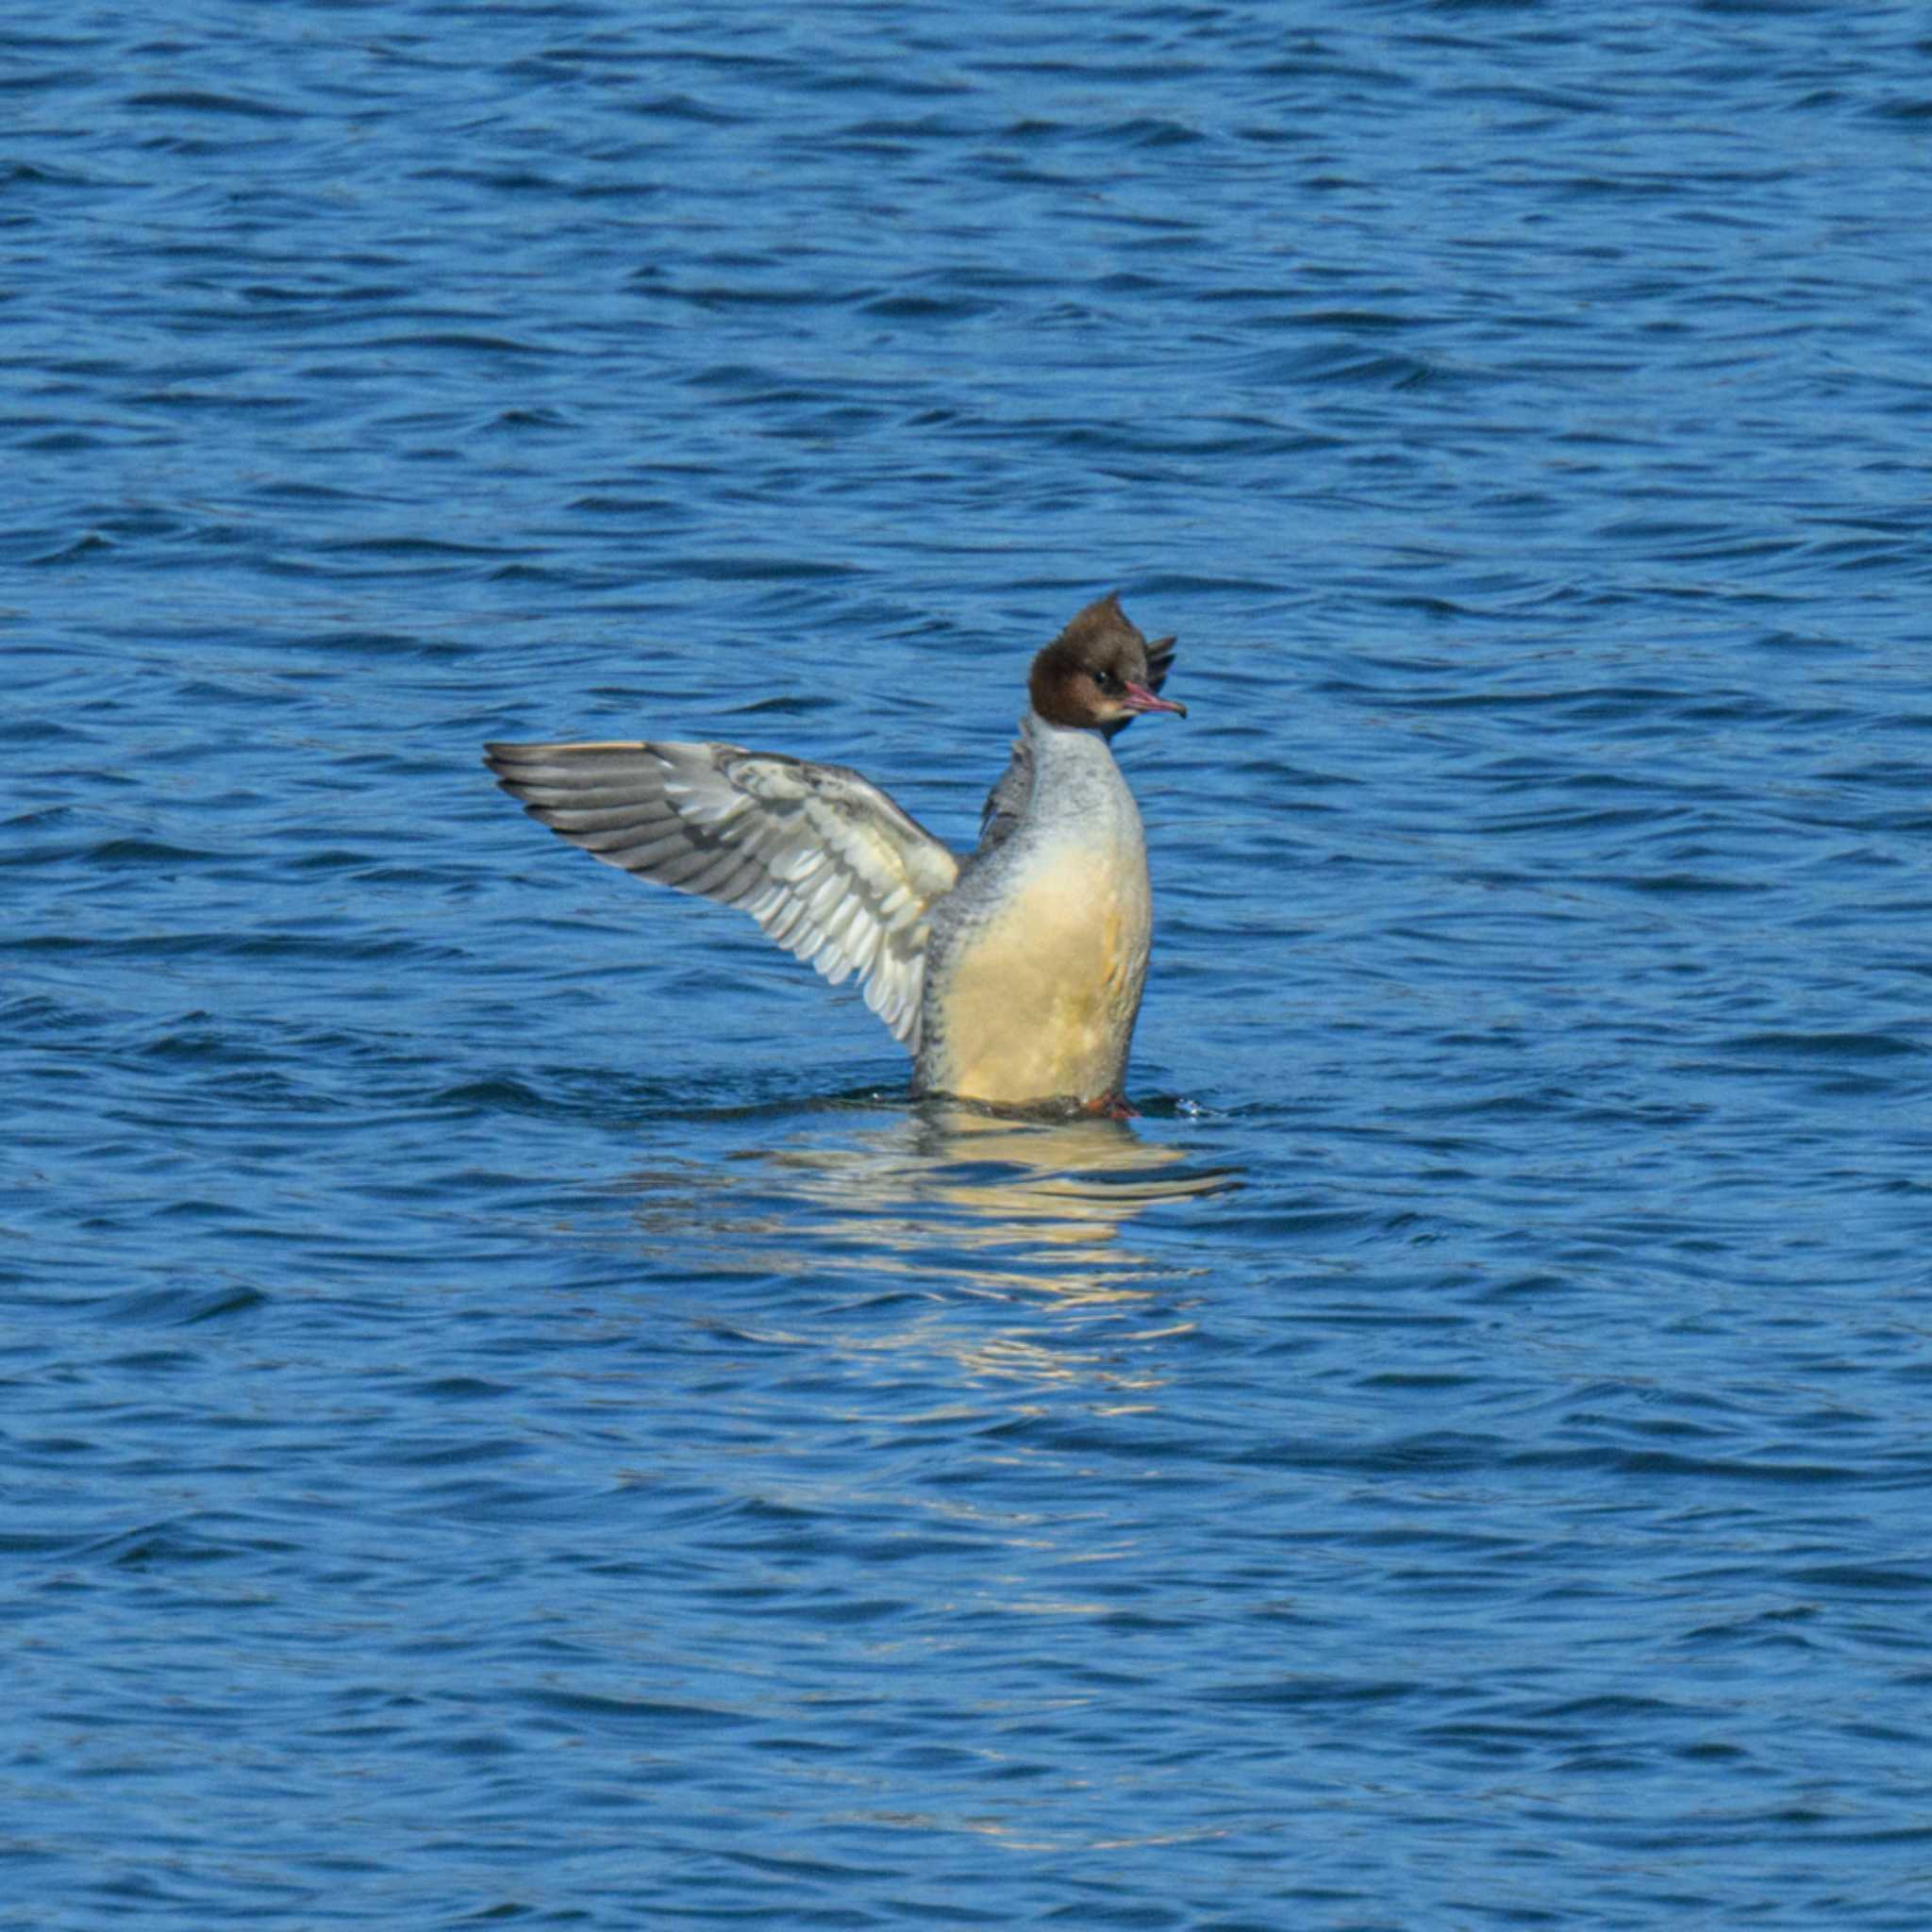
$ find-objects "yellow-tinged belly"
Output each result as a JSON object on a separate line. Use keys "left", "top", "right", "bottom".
{"left": 927, "top": 858, "right": 1151, "bottom": 1107}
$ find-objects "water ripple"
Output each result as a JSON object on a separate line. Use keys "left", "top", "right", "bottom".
{"left": 5, "top": 3, "right": 1932, "bottom": 1927}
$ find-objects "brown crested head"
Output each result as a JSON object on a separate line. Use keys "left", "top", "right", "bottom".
{"left": 1026, "top": 592, "right": 1186, "bottom": 734}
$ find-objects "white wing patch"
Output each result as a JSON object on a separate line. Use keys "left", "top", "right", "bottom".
{"left": 484, "top": 740, "right": 959, "bottom": 1053}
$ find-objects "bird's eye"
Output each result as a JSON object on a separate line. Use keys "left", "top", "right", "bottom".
{"left": 1094, "top": 668, "right": 1124, "bottom": 695}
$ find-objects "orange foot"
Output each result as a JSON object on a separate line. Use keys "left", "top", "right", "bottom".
{"left": 1083, "top": 1092, "right": 1140, "bottom": 1122}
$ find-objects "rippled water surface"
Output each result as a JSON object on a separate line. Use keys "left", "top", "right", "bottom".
{"left": 8, "top": 4, "right": 1932, "bottom": 1925}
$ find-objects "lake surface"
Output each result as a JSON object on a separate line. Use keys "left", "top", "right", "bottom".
{"left": 7, "top": 3, "right": 1932, "bottom": 1924}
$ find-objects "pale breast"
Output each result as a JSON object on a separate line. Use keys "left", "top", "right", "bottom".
{"left": 919, "top": 840, "right": 1152, "bottom": 1108}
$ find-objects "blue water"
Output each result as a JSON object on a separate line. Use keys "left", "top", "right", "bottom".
{"left": 8, "top": 3, "right": 1932, "bottom": 1924}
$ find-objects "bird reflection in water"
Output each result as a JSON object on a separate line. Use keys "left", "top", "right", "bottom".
{"left": 617, "top": 1103, "right": 1238, "bottom": 1354}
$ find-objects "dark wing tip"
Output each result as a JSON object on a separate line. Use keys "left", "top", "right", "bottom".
{"left": 1141, "top": 635, "right": 1178, "bottom": 701}
{"left": 483, "top": 741, "right": 534, "bottom": 774}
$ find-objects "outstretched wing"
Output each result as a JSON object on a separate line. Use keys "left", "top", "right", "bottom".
{"left": 484, "top": 740, "right": 959, "bottom": 1053}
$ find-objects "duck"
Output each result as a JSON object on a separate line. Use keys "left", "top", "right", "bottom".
{"left": 483, "top": 593, "right": 1186, "bottom": 1113}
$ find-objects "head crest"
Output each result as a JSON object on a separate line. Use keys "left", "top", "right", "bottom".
{"left": 1026, "top": 594, "right": 1183, "bottom": 731}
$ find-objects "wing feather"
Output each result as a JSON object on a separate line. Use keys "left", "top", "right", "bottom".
{"left": 974, "top": 729, "right": 1036, "bottom": 858}
{"left": 483, "top": 739, "right": 959, "bottom": 1053}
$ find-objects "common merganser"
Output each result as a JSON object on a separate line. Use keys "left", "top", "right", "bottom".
{"left": 484, "top": 593, "right": 1185, "bottom": 1112}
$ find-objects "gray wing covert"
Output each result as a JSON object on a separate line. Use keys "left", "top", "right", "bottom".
{"left": 974, "top": 730, "right": 1035, "bottom": 858}
{"left": 483, "top": 740, "right": 959, "bottom": 1053}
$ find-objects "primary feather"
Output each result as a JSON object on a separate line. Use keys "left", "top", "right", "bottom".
{"left": 482, "top": 739, "right": 959, "bottom": 1051}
